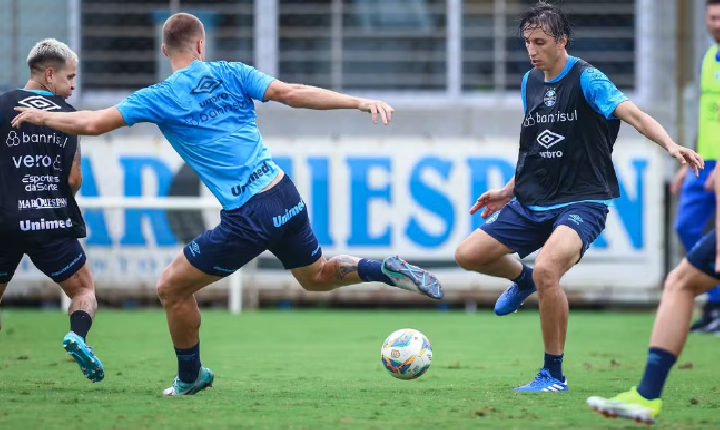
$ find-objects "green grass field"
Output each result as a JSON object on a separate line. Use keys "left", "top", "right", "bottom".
{"left": 0, "top": 309, "right": 718, "bottom": 429}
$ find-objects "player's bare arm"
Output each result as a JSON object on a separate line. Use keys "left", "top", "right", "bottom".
{"left": 68, "top": 137, "right": 82, "bottom": 195}
{"left": 262, "top": 80, "right": 394, "bottom": 125}
{"left": 613, "top": 100, "right": 705, "bottom": 176}
{"left": 12, "top": 107, "right": 126, "bottom": 136}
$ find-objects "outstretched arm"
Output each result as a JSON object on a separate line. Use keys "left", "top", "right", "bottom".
{"left": 12, "top": 107, "right": 126, "bottom": 136}
{"left": 263, "top": 80, "right": 394, "bottom": 125}
{"left": 613, "top": 101, "right": 704, "bottom": 176}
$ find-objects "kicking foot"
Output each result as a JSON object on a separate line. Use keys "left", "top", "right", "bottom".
{"left": 381, "top": 256, "right": 444, "bottom": 299}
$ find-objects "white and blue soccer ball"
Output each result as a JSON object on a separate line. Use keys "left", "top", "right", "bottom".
{"left": 380, "top": 328, "right": 432, "bottom": 380}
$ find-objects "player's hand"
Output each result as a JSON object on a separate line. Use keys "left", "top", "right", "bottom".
{"left": 670, "top": 164, "right": 689, "bottom": 194}
{"left": 358, "top": 99, "right": 394, "bottom": 125}
{"left": 715, "top": 251, "right": 720, "bottom": 274}
{"left": 470, "top": 188, "right": 513, "bottom": 219}
{"left": 12, "top": 107, "right": 46, "bottom": 129}
{"left": 669, "top": 145, "right": 704, "bottom": 178}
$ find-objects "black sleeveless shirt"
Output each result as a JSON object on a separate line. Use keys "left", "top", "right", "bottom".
{"left": 0, "top": 90, "right": 86, "bottom": 241}
{"left": 514, "top": 59, "right": 621, "bottom": 206}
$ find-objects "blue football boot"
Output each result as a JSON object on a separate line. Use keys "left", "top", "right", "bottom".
{"left": 515, "top": 368, "right": 568, "bottom": 392}
{"left": 382, "top": 256, "right": 444, "bottom": 299}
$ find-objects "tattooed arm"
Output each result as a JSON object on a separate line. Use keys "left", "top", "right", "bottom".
{"left": 68, "top": 137, "right": 82, "bottom": 196}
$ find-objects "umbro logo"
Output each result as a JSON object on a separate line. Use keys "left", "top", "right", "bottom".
{"left": 17, "top": 95, "right": 62, "bottom": 111}
{"left": 190, "top": 75, "right": 223, "bottom": 94}
{"left": 568, "top": 215, "right": 583, "bottom": 225}
{"left": 536, "top": 130, "right": 565, "bottom": 149}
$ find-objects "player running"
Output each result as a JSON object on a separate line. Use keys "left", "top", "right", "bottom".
{"left": 0, "top": 39, "right": 104, "bottom": 382}
{"left": 587, "top": 165, "right": 720, "bottom": 424}
{"left": 12, "top": 13, "right": 443, "bottom": 396}
{"left": 453, "top": 1, "right": 704, "bottom": 392}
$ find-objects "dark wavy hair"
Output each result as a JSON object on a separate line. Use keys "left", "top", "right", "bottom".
{"left": 518, "top": 1, "right": 572, "bottom": 43}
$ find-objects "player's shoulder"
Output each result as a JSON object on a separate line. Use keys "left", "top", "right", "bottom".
{"left": 576, "top": 60, "right": 611, "bottom": 83}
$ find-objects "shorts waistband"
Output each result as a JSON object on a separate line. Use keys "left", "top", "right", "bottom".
{"left": 224, "top": 173, "right": 291, "bottom": 214}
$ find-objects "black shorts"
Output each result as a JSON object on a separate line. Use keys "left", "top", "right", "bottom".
{"left": 0, "top": 237, "right": 86, "bottom": 284}
{"left": 687, "top": 228, "right": 720, "bottom": 279}
{"left": 183, "top": 174, "right": 322, "bottom": 277}
{"left": 480, "top": 199, "right": 609, "bottom": 260}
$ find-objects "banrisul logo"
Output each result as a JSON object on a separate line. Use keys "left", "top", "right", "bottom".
{"left": 190, "top": 75, "right": 223, "bottom": 94}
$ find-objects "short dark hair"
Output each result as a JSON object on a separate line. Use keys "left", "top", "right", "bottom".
{"left": 518, "top": 1, "right": 573, "bottom": 43}
{"left": 162, "top": 13, "right": 204, "bottom": 53}
{"left": 708, "top": 0, "right": 720, "bottom": 6}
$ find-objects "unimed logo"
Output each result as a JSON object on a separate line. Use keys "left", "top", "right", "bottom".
{"left": 19, "top": 218, "right": 73, "bottom": 231}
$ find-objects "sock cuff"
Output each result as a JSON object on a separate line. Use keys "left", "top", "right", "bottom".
{"left": 70, "top": 309, "right": 93, "bottom": 325}
{"left": 175, "top": 342, "right": 200, "bottom": 356}
{"left": 648, "top": 347, "right": 677, "bottom": 362}
{"left": 544, "top": 353, "right": 564, "bottom": 361}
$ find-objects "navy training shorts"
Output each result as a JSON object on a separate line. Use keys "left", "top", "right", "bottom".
{"left": 686, "top": 228, "right": 720, "bottom": 280}
{"left": 184, "top": 174, "right": 322, "bottom": 277}
{"left": 480, "top": 199, "right": 609, "bottom": 261}
{"left": 0, "top": 237, "right": 86, "bottom": 284}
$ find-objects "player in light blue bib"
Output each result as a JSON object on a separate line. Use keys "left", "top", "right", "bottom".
{"left": 13, "top": 13, "right": 444, "bottom": 396}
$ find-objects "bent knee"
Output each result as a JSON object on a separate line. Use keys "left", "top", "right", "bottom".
{"left": 533, "top": 262, "right": 561, "bottom": 289}
{"left": 156, "top": 268, "right": 181, "bottom": 302}
{"left": 663, "top": 263, "right": 707, "bottom": 297}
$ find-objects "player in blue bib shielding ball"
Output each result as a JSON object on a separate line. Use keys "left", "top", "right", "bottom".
{"left": 454, "top": 1, "right": 704, "bottom": 393}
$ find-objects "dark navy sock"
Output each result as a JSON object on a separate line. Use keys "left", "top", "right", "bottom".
{"left": 636, "top": 347, "right": 677, "bottom": 400}
{"left": 544, "top": 353, "right": 564, "bottom": 380}
{"left": 70, "top": 310, "right": 93, "bottom": 341}
{"left": 175, "top": 343, "right": 202, "bottom": 384}
{"left": 358, "top": 259, "right": 394, "bottom": 286}
{"left": 514, "top": 264, "right": 535, "bottom": 290}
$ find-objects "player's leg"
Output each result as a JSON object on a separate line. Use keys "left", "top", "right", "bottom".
{"left": 587, "top": 231, "right": 720, "bottom": 424}
{"left": 290, "top": 252, "right": 443, "bottom": 299}
{"left": 159, "top": 206, "right": 272, "bottom": 396}
{"left": 265, "top": 173, "right": 444, "bottom": 298}
{"left": 515, "top": 202, "right": 607, "bottom": 392}
{"left": 28, "top": 238, "right": 104, "bottom": 382}
{"left": 455, "top": 200, "right": 552, "bottom": 315}
{"left": 157, "top": 249, "right": 220, "bottom": 395}
{"left": 274, "top": 212, "right": 444, "bottom": 299}
{"left": 674, "top": 167, "right": 720, "bottom": 333}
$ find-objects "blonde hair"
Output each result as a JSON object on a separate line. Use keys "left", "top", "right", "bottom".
{"left": 27, "top": 38, "right": 77, "bottom": 73}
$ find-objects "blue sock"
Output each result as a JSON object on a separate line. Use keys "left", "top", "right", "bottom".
{"left": 514, "top": 264, "right": 535, "bottom": 290}
{"left": 636, "top": 347, "right": 677, "bottom": 400}
{"left": 175, "top": 343, "right": 201, "bottom": 384}
{"left": 544, "top": 353, "right": 564, "bottom": 380}
{"left": 358, "top": 259, "right": 394, "bottom": 286}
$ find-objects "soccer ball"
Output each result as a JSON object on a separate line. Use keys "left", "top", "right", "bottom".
{"left": 380, "top": 328, "right": 432, "bottom": 379}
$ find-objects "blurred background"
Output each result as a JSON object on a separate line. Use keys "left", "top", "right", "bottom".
{"left": 0, "top": 0, "right": 710, "bottom": 311}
